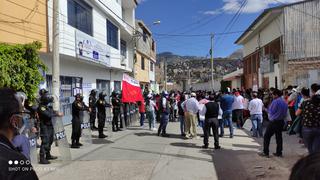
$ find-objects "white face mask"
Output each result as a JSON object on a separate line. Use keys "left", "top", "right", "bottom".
{"left": 11, "top": 113, "right": 30, "bottom": 135}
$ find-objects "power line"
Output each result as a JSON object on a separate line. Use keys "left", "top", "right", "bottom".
{"left": 157, "top": 14, "right": 224, "bottom": 40}
{"left": 0, "top": 28, "right": 47, "bottom": 43}
{"left": 97, "top": 0, "right": 141, "bottom": 36}
{"left": 156, "top": 2, "right": 243, "bottom": 41}
{"left": 1, "top": 0, "right": 138, "bottom": 39}
{"left": 154, "top": 30, "right": 247, "bottom": 37}
{"left": 215, "top": 0, "right": 248, "bottom": 46}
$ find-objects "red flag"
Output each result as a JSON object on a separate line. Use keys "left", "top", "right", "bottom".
{"left": 121, "top": 74, "right": 144, "bottom": 103}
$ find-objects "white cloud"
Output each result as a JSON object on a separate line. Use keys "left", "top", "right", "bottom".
{"left": 203, "top": 0, "right": 304, "bottom": 15}
{"left": 137, "top": 0, "right": 147, "bottom": 3}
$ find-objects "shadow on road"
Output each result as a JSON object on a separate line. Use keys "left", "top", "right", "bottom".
{"left": 126, "top": 127, "right": 147, "bottom": 131}
{"left": 202, "top": 148, "right": 252, "bottom": 180}
{"left": 91, "top": 135, "right": 114, "bottom": 144}
{"left": 112, "top": 147, "right": 212, "bottom": 162}
{"left": 134, "top": 132, "right": 187, "bottom": 140}
{"left": 170, "top": 142, "right": 203, "bottom": 149}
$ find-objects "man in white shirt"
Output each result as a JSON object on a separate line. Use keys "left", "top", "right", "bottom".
{"left": 248, "top": 92, "right": 264, "bottom": 137}
{"left": 182, "top": 92, "right": 200, "bottom": 139}
{"left": 232, "top": 91, "right": 245, "bottom": 128}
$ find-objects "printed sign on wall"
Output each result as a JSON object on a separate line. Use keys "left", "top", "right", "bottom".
{"left": 76, "top": 30, "right": 111, "bottom": 67}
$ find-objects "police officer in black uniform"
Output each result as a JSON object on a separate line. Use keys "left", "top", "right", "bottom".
{"left": 71, "top": 94, "right": 89, "bottom": 148}
{"left": 89, "top": 90, "right": 98, "bottom": 130}
{"left": 111, "top": 91, "right": 122, "bottom": 132}
{"left": 38, "top": 89, "right": 60, "bottom": 164}
{"left": 96, "top": 91, "right": 111, "bottom": 138}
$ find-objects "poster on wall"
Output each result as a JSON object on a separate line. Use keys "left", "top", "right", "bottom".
{"left": 76, "top": 30, "right": 111, "bottom": 67}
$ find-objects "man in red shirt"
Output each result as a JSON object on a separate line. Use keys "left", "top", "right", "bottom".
{"left": 138, "top": 100, "right": 146, "bottom": 127}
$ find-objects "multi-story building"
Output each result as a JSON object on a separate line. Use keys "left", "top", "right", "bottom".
{"left": 1, "top": 0, "right": 138, "bottom": 123}
{"left": 134, "top": 20, "right": 157, "bottom": 92}
{"left": 235, "top": 0, "right": 320, "bottom": 90}
{"left": 44, "top": 0, "right": 137, "bottom": 122}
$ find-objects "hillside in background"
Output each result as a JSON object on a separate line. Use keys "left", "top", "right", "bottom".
{"left": 157, "top": 50, "right": 243, "bottom": 83}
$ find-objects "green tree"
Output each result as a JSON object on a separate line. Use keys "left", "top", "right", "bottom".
{"left": 0, "top": 41, "right": 47, "bottom": 100}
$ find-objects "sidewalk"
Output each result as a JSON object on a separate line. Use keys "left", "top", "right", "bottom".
{"left": 211, "top": 127, "right": 307, "bottom": 180}
{"left": 33, "top": 121, "right": 307, "bottom": 180}
{"left": 34, "top": 121, "right": 137, "bottom": 177}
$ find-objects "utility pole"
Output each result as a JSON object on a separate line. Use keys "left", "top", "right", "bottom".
{"left": 132, "top": 30, "right": 137, "bottom": 78}
{"left": 188, "top": 66, "right": 191, "bottom": 91}
{"left": 164, "top": 57, "right": 167, "bottom": 91}
{"left": 210, "top": 34, "right": 214, "bottom": 91}
{"left": 52, "top": 0, "right": 60, "bottom": 111}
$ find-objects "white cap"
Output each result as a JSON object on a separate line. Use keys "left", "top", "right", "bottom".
{"left": 191, "top": 92, "right": 196, "bottom": 97}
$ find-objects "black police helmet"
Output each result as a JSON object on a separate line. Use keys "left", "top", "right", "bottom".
{"left": 40, "top": 94, "right": 54, "bottom": 105}
{"left": 39, "top": 89, "right": 48, "bottom": 96}
{"left": 75, "top": 93, "right": 81, "bottom": 99}
{"left": 111, "top": 91, "right": 117, "bottom": 97}
{"left": 99, "top": 91, "right": 106, "bottom": 99}
{"left": 90, "top": 89, "right": 97, "bottom": 96}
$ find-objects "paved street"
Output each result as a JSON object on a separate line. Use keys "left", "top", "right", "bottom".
{"left": 34, "top": 122, "right": 307, "bottom": 180}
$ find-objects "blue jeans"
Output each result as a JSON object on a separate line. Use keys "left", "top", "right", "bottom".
{"left": 302, "top": 127, "right": 320, "bottom": 154}
{"left": 146, "top": 111, "right": 155, "bottom": 129}
{"left": 219, "top": 111, "right": 233, "bottom": 136}
{"left": 251, "top": 114, "right": 263, "bottom": 137}
{"left": 158, "top": 113, "right": 169, "bottom": 134}
{"left": 140, "top": 112, "right": 145, "bottom": 126}
{"left": 179, "top": 116, "right": 185, "bottom": 135}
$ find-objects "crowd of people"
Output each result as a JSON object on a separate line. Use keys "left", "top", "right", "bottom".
{"left": 143, "top": 83, "right": 320, "bottom": 158}
{"left": 1, "top": 82, "right": 320, "bottom": 179}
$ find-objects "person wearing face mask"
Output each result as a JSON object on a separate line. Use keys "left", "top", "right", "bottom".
{"left": 0, "top": 88, "right": 38, "bottom": 180}
{"left": 37, "top": 89, "right": 62, "bottom": 164}
{"left": 11, "top": 92, "right": 33, "bottom": 160}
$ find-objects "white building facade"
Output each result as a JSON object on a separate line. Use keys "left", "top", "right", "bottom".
{"left": 41, "top": 0, "right": 137, "bottom": 123}
{"left": 223, "top": 68, "right": 243, "bottom": 90}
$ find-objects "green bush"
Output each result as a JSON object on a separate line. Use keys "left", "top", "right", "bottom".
{"left": 0, "top": 41, "right": 47, "bottom": 101}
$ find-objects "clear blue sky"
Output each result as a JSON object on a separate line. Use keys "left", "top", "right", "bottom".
{"left": 136, "top": 0, "right": 301, "bottom": 57}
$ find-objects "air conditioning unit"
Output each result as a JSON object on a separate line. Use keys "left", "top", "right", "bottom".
{"left": 121, "top": 55, "right": 126, "bottom": 66}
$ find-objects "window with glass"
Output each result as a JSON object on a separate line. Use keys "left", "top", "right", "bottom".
{"left": 107, "top": 20, "right": 119, "bottom": 49}
{"left": 152, "top": 40, "right": 155, "bottom": 51}
{"left": 120, "top": 39, "right": 127, "bottom": 58}
{"left": 67, "top": 0, "right": 92, "bottom": 35}
{"left": 141, "top": 57, "right": 145, "bottom": 70}
{"left": 46, "top": 75, "right": 83, "bottom": 97}
{"left": 143, "top": 31, "right": 147, "bottom": 42}
{"left": 114, "top": 81, "right": 121, "bottom": 91}
{"left": 96, "top": 79, "right": 110, "bottom": 102}
{"left": 150, "top": 62, "right": 154, "bottom": 72}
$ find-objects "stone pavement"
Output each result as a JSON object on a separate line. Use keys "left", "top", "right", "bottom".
{"left": 33, "top": 121, "right": 307, "bottom": 180}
